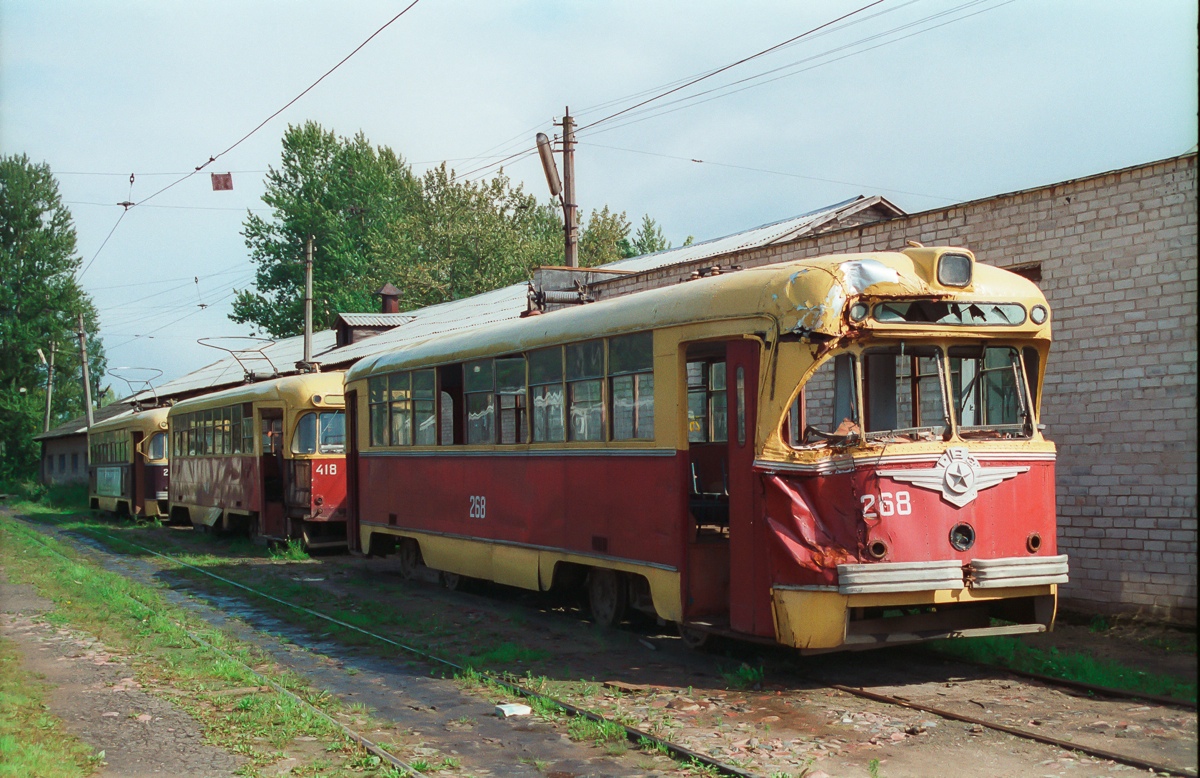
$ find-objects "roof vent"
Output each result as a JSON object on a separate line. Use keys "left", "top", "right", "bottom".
{"left": 376, "top": 283, "right": 401, "bottom": 314}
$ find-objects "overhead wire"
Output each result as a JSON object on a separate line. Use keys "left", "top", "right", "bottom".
{"left": 579, "top": 0, "right": 1012, "bottom": 138}
{"left": 132, "top": 0, "right": 424, "bottom": 211}
{"left": 578, "top": 141, "right": 965, "bottom": 202}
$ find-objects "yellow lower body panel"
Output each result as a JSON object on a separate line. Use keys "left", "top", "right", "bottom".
{"left": 364, "top": 526, "right": 682, "bottom": 622}
{"left": 772, "top": 584, "right": 1058, "bottom": 650}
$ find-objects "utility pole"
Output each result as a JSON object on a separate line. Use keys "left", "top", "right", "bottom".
{"left": 303, "top": 235, "right": 314, "bottom": 366}
{"left": 40, "top": 342, "right": 56, "bottom": 432}
{"left": 562, "top": 107, "right": 578, "bottom": 268}
{"left": 76, "top": 313, "right": 94, "bottom": 428}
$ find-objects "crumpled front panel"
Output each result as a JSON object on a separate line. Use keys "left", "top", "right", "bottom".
{"left": 763, "top": 474, "right": 857, "bottom": 586}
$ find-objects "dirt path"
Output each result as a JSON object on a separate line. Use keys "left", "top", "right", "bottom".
{"left": 0, "top": 575, "right": 245, "bottom": 778}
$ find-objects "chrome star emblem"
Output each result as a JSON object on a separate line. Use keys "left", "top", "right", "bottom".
{"left": 878, "top": 448, "right": 1028, "bottom": 507}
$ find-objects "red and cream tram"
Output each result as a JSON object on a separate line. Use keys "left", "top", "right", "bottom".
{"left": 345, "top": 246, "right": 1066, "bottom": 651}
{"left": 87, "top": 405, "right": 170, "bottom": 519}
{"left": 167, "top": 372, "right": 348, "bottom": 547}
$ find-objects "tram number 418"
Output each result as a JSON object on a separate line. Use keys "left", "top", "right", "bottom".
{"left": 314, "top": 463, "right": 338, "bottom": 476}
{"left": 860, "top": 491, "right": 912, "bottom": 519}
{"left": 469, "top": 495, "right": 487, "bottom": 519}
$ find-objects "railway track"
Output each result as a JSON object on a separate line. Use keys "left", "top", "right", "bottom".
{"left": 21, "top": 514, "right": 1198, "bottom": 778}
{"left": 17, "top": 516, "right": 763, "bottom": 778}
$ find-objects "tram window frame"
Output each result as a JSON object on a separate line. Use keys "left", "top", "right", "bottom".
{"left": 949, "top": 345, "right": 1033, "bottom": 438}
{"left": 390, "top": 372, "right": 414, "bottom": 446}
{"left": 861, "top": 345, "right": 948, "bottom": 441}
{"left": 609, "top": 332, "right": 654, "bottom": 441}
{"left": 368, "top": 375, "right": 388, "bottom": 447}
{"left": 566, "top": 341, "right": 605, "bottom": 442}
{"left": 687, "top": 360, "right": 727, "bottom": 443}
{"left": 291, "top": 410, "right": 346, "bottom": 454}
{"left": 529, "top": 346, "right": 566, "bottom": 443}
{"left": 413, "top": 369, "right": 438, "bottom": 446}
{"left": 148, "top": 432, "right": 167, "bottom": 461}
{"left": 786, "top": 353, "right": 860, "bottom": 448}
{"left": 465, "top": 358, "right": 496, "bottom": 444}
{"left": 496, "top": 356, "right": 528, "bottom": 444}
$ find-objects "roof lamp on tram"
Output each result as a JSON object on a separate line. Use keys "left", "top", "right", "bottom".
{"left": 937, "top": 253, "right": 973, "bottom": 287}
{"left": 1030, "top": 304, "right": 1049, "bottom": 324}
{"left": 849, "top": 302, "right": 869, "bottom": 322}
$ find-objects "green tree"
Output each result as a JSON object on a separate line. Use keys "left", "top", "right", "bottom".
{"left": 578, "top": 206, "right": 634, "bottom": 267}
{"left": 0, "top": 154, "right": 105, "bottom": 482}
{"left": 631, "top": 214, "right": 671, "bottom": 255}
{"left": 231, "top": 122, "right": 423, "bottom": 338}
{"left": 386, "top": 164, "right": 562, "bottom": 310}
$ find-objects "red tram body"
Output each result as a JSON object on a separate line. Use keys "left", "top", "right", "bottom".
{"left": 346, "top": 247, "right": 1066, "bottom": 650}
{"left": 167, "top": 373, "right": 348, "bottom": 547}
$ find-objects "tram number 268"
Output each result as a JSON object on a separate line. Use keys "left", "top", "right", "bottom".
{"left": 860, "top": 491, "right": 912, "bottom": 519}
{"left": 469, "top": 495, "right": 487, "bottom": 519}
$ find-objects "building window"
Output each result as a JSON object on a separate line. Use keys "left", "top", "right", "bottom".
{"left": 58, "top": 453, "right": 66, "bottom": 472}
{"left": 71, "top": 453, "right": 79, "bottom": 472}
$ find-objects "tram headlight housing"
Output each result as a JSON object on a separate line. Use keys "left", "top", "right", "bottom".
{"left": 937, "top": 253, "right": 973, "bottom": 287}
{"left": 849, "top": 302, "right": 869, "bottom": 322}
{"left": 1030, "top": 304, "right": 1048, "bottom": 324}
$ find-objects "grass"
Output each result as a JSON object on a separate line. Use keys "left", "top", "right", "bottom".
{"left": 269, "top": 539, "right": 310, "bottom": 562}
{"left": 927, "top": 634, "right": 1198, "bottom": 703}
{"left": 0, "top": 512, "right": 412, "bottom": 776}
{"left": 0, "top": 637, "right": 104, "bottom": 777}
{"left": 721, "top": 662, "right": 765, "bottom": 689}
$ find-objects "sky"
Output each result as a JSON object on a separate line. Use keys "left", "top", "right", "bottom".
{"left": 1, "top": 0, "right": 1196, "bottom": 393}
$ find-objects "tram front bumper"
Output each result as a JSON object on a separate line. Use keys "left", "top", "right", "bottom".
{"left": 771, "top": 578, "right": 1060, "bottom": 651}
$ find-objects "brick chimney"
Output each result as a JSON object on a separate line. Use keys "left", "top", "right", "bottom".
{"left": 376, "top": 283, "right": 401, "bottom": 314}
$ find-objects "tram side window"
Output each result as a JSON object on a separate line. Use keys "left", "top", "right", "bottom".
{"left": 788, "top": 354, "right": 858, "bottom": 447}
{"left": 496, "top": 357, "right": 528, "bottom": 444}
{"left": 368, "top": 376, "right": 388, "bottom": 446}
{"left": 687, "top": 361, "right": 727, "bottom": 443}
{"left": 610, "top": 332, "right": 654, "bottom": 440}
{"left": 949, "top": 346, "right": 1031, "bottom": 435}
{"left": 390, "top": 372, "right": 414, "bottom": 446}
{"left": 530, "top": 346, "right": 565, "bottom": 443}
{"left": 241, "top": 403, "right": 255, "bottom": 453}
{"left": 414, "top": 370, "right": 437, "bottom": 445}
{"left": 465, "top": 359, "right": 496, "bottom": 444}
{"left": 567, "top": 341, "right": 604, "bottom": 442}
{"left": 862, "top": 346, "right": 947, "bottom": 438}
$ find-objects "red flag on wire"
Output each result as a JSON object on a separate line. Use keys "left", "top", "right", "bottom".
{"left": 210, "top": 173, "right": 233, "bottom": 191}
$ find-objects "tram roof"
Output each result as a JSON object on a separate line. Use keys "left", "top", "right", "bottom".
{"left": 167, "top": 371, "right": 346, "bottom": 416}
{"left": 87, "top": 405, "right": 169, "bottom": 436}
{"left": 346, "top": 248, "right": 1051, "bottom": 382}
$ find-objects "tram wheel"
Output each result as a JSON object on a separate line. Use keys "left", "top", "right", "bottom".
{"left": 440, "top": 571, "right": 462, "bottom": 591}
{"left": 587, "top": 568, "right": 628, "bottom": 627}
{"left": 676, "top": 623, "right": 710, "bottom": 650}
{"left": 397, "top": 539, "right": 422, "bottom": 581}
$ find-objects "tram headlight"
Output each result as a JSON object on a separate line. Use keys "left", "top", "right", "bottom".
{"left": 937, "top": 253, "right": 973, "bottom": 287}
{"left": 1030, "top": 305, "right": 1048, "bottom": 324}
{"left": 849, "top": 302, "right": 869, "bottom": 322}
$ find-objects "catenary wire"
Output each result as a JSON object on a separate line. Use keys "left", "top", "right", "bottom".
{"left": 577, "top": 141, "right": 966, "bottom": 202}
{"left": 76, "top": 209, "right": 128, "bottom": 280}
{"left": 132, "top": 0, "right": 424, "bottom": 210}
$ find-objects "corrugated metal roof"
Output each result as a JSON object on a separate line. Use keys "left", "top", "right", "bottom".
{"left": 34, "top": 402, "right": 137, "bottom": 441}
{"left": 601, "top": 196, "right": 898, "bottom": 274}
{"left": 336, "top": 313, "right": 416, "bottom": 328}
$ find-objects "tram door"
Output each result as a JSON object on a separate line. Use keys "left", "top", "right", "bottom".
{"left": 130, "top": 431, "right": 145, "bottom": 517}
{"left": 259, "top": 410, "right": 286, "bottom": 538}
{"left": 682, "top": 340, "right": 763, "bottom": 633}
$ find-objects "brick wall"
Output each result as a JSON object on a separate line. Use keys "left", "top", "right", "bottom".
{"left": 600, "top": 154, "right": 1198, "bottom": 622}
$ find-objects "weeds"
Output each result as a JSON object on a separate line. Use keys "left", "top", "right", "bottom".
{"left": 869, "top": 757, "right": 883, "bottom": 778}
{"left": 268, "top": 538, "right": 310, "bottom": 562}
{"left": 928, "top": 635, "right": 1197, "bottom": 703}
{"left": 721, "top": 662, "right": 765, "bottom": 689}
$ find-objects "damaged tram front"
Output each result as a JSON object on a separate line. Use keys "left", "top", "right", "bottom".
{"left": 757, "top": 245, "right": 1065, "bottom": 650}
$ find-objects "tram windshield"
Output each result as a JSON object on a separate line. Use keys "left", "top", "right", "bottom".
{"left": 292, "top": 411, "right": 346, "bottom": 454}
{"left": 786, "top": 344, "right": 1035, "bottom": 448}
{"left": 146, "top": 432, "right": 167, "bottom": 461}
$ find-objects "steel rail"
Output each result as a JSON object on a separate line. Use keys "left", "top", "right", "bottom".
{"left": 7, "top": 518, "right": 423, "bottom": 777}
{"left": 822, "top": 682, "right": 1197, "bottom": 778}
{"left": 59, "top": 524, "right": 762, "bottom": 778}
